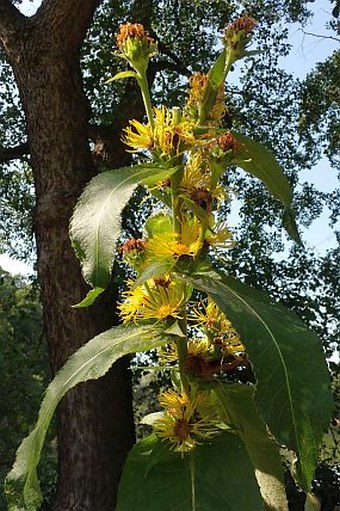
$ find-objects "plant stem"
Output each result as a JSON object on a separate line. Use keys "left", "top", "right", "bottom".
{"left": 137, "top": 70, "right": 155, "bottom": 132}
{"left": 175, "top": 318, "right": 190, "bottom": 397}
{"left": 223, "top": 51, "right": 235, "bottom": 81}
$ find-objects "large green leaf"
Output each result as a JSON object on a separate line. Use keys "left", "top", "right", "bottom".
{"left": 191, "top": 271, "right": 332, "bottom": 490}
{"left": 213, "top": 383, "right": 288, "bottom": 511}
{"left": 116, "top": 433, "right": 264, "bottom": 511}
{"left": 5, "top": 325, "right": 168, "bottom": 511}
{"left": 232, "top": 132, "right": 301, "bottom": 244}
{"left": 70, "top": 164, "right": 178, "bottom": 289}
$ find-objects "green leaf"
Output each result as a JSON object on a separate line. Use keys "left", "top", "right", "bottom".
{"left": 116, "top": 433, "right": 264, "bottom": 511}
{"left": 5, "top": 325, "right": 169, "bottom": 511}
{"left": 232, "top": 132, "right": 301, "bottom": 243}
{"left": 191, "top": 271, "right": 332, "bottom": 490}
{"left": 144, "top": 211, "right": 172, "bottom": 237}
{"left": 213, "top": 383, "right": 288, "bottom": 511}
{"left": 133, "top": 259, "right": 175, "bottom": 288}
{"left": 106, "top": 70, "right": 137, "bottom": 82}
{"left": 283, "top": 207, "right": 303, "bottom": 245}
{"left": 71, "top": 286, "right": 105, "bottom": 308}
{"left": 70, "top": 165, "right": 178, "bottom": 289}
{"left": 232, "top": 133, "right": 292, "bottom": 205}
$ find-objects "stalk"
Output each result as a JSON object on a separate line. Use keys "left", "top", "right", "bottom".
{"left": 136, "top": 70, "right": 155, "bottom": 132}
{"left": 175, "top": 315, "right": 190, "bottom": 397}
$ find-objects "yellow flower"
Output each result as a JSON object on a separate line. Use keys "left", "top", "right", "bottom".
{"left": 185, "top": 71, "right": 226, "bottom": 125}
{"left": 154, "top": 390, "right": 220, "bottom": 452}
{"left": 122, "top": 106, "right": 197, "bottom": 156}
{"left": 205, "top": 220, "right": 234, "bottom": 248}
{"left": 181, "top": 152, "right": 211, "bottom": 191}
{"left": 146, "top": 219, "right": 203, "bottom": 260}
{"left": 180, "top": 153, "right": 227, "bottom": 210}
{"left": 190, "top": 300, "right": 244, "bottom": 353}
{"left": 118, "top": 279, "right": 186, "bottom": 323}
{"left": 153, "top": 106, "right": 197, "bottom": 156}
{"left": 159, "top": 337, "right": 212, "bottom": 364}
{"left": 122, "top": 118, "right": 153, "bottom": 152}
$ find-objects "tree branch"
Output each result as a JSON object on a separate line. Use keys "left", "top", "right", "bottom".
{"left": 298, "top": 28, "right": 340, "bottom": 44}
{"left": 0, "top": 141, "right": 30, "bottom": 164}
{"left": 150, "top": 29, "right": 192, "bottom": 77}
{"left": 0, "top": 0, "right": 25, "bottom": 44}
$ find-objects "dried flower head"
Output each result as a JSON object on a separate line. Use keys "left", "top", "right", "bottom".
{"left": 224, "top": 16, "right": 257, "bottom": 59}
{"left": 120, "top": 238, "right": 145, "bottom": 255}
{"left": 214, "top": 132, "right": 238, "bottom": 153}
{"left": 116, "top": 22, "right": 157, "bottom": 73}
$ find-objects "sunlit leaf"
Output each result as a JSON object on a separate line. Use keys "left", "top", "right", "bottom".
{"left": 191, "top": 271, "right": 332, "bottom": 490}
{"left": 106, "top": 70, "right": 137, "bottom": 82}
{"left": 70, "top": 165, "right": 178, "bottom": 289}
{"left": 5, "top": 325, "right": 169, "bottom": 511}
{"left": 200, "top": 49, "right": 227, "bottom": 123}
{"left": 116, "top": 433, "right": 264, "bottom": 511}
{"left": 71, "top": 286, "right": 105, "bottom": 308}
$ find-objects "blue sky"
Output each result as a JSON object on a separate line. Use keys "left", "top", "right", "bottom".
{"left": 0, "top": 0, "right": 338, "bottom": 274}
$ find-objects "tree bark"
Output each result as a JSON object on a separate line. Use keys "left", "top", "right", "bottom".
{"left": 0, "top": 1, "right": 135, "bottom": 509}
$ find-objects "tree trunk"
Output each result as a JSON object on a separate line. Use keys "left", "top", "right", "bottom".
{"left": 0, "top": 2, "right": 135, "bottom": 509}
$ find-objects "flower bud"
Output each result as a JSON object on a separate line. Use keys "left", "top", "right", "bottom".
{"left": 116, "top": 22, "right": 157, "bottom": 74}
{"left": 119, "top": 237, "right": 146, "bottom": 270}
{"left": 224, "top": 16, "right": 257, "bottom": 60}
{"left": 210, "top": 132, "right": 238, "bottom": 162}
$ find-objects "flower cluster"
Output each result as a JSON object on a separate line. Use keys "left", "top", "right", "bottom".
{"left": 114, "top": 19, "right": 254, "bottom": 453}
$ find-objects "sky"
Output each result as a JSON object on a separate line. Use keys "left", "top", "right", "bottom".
{"left": 0, "top": 0, "right": 339, "bottom": 274}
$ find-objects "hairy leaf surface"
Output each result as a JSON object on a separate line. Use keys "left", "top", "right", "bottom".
{"left": 70, "top": 165, "right": 178, "bottom": 289}
{"left": 6, "top": 325, "right": 168, "bottom": 511}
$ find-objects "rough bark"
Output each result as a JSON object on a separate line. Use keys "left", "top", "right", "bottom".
{"left": 0, "top": 1, "right": 135, "bottom": 509}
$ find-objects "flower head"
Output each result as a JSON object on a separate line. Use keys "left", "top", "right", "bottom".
{"left": 122, "top": 118, "right": 153, "bottom": 152}
{"left": 154, "top": 390, "right": 220, "bottom": 452}
{"left": 190, "top": 299, "right": 244, "bottom": 351}
{"left": 180, "top": 153, "right": 226, "bottom": 208}
{"left": 145, "top": 218, "right": 203, "bottom": 261}
{"left": 153, "top": 106, "right": 196, "bottom": 157}
{"left": 119, "top": 278, "right": 186, "bottom": 323}
{"left": 119, "top": 238, "right": 146, "bottom": 270}
{"left": 224, "top": 17, "right": 257, "bottom": 60}
{"left": 116, "top": 22, "right": 157, "bottom": 73}
{"left": 213, "top": 132, "right": 238, "bottom": 154}
{"left": 185, "top": 72, "right": 226, "bottom": 125}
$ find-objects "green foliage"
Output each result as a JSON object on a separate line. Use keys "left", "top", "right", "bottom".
{"left": 0, "top": 269, "right": 50, "bottom": 509}
{"left": 5, "top": 324, "right": 170, "bottom": 511}
{"left": 116, "top": 433, "right": 264, "bottom": 511}
{"left": 191, "top": 270, "right": 332, "bottom": 490}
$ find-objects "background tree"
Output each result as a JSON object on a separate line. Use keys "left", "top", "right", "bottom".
{"left": 0, "top": 269, "right": 46, "bottom": 510}
{"left": 0, "top": 0, "right": 338, "bottom": 509}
